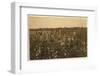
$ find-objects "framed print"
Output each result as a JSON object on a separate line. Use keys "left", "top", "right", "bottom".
{"left": 11, "top": 2, "right": 96, "bottom": 74}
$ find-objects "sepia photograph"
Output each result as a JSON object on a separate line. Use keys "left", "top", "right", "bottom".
{"left": 28, "top": 15, "right": 87, "bottom": 60}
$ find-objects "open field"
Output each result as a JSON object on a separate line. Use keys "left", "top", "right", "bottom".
{"left": 29, "top": 27, "right": 87, "bottom": 60}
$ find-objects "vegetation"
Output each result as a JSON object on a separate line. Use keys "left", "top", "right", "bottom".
{"left": 29, "top": 27, "right": 87, "bottom": 60}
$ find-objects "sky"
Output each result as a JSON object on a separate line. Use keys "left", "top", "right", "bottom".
{"left": 28, "top": 15, "right": 87, "bottom": 29}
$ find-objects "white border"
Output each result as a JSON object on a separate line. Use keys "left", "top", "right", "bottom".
{"left": 11, "top": 2, "right": 97, "bottom": 74}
